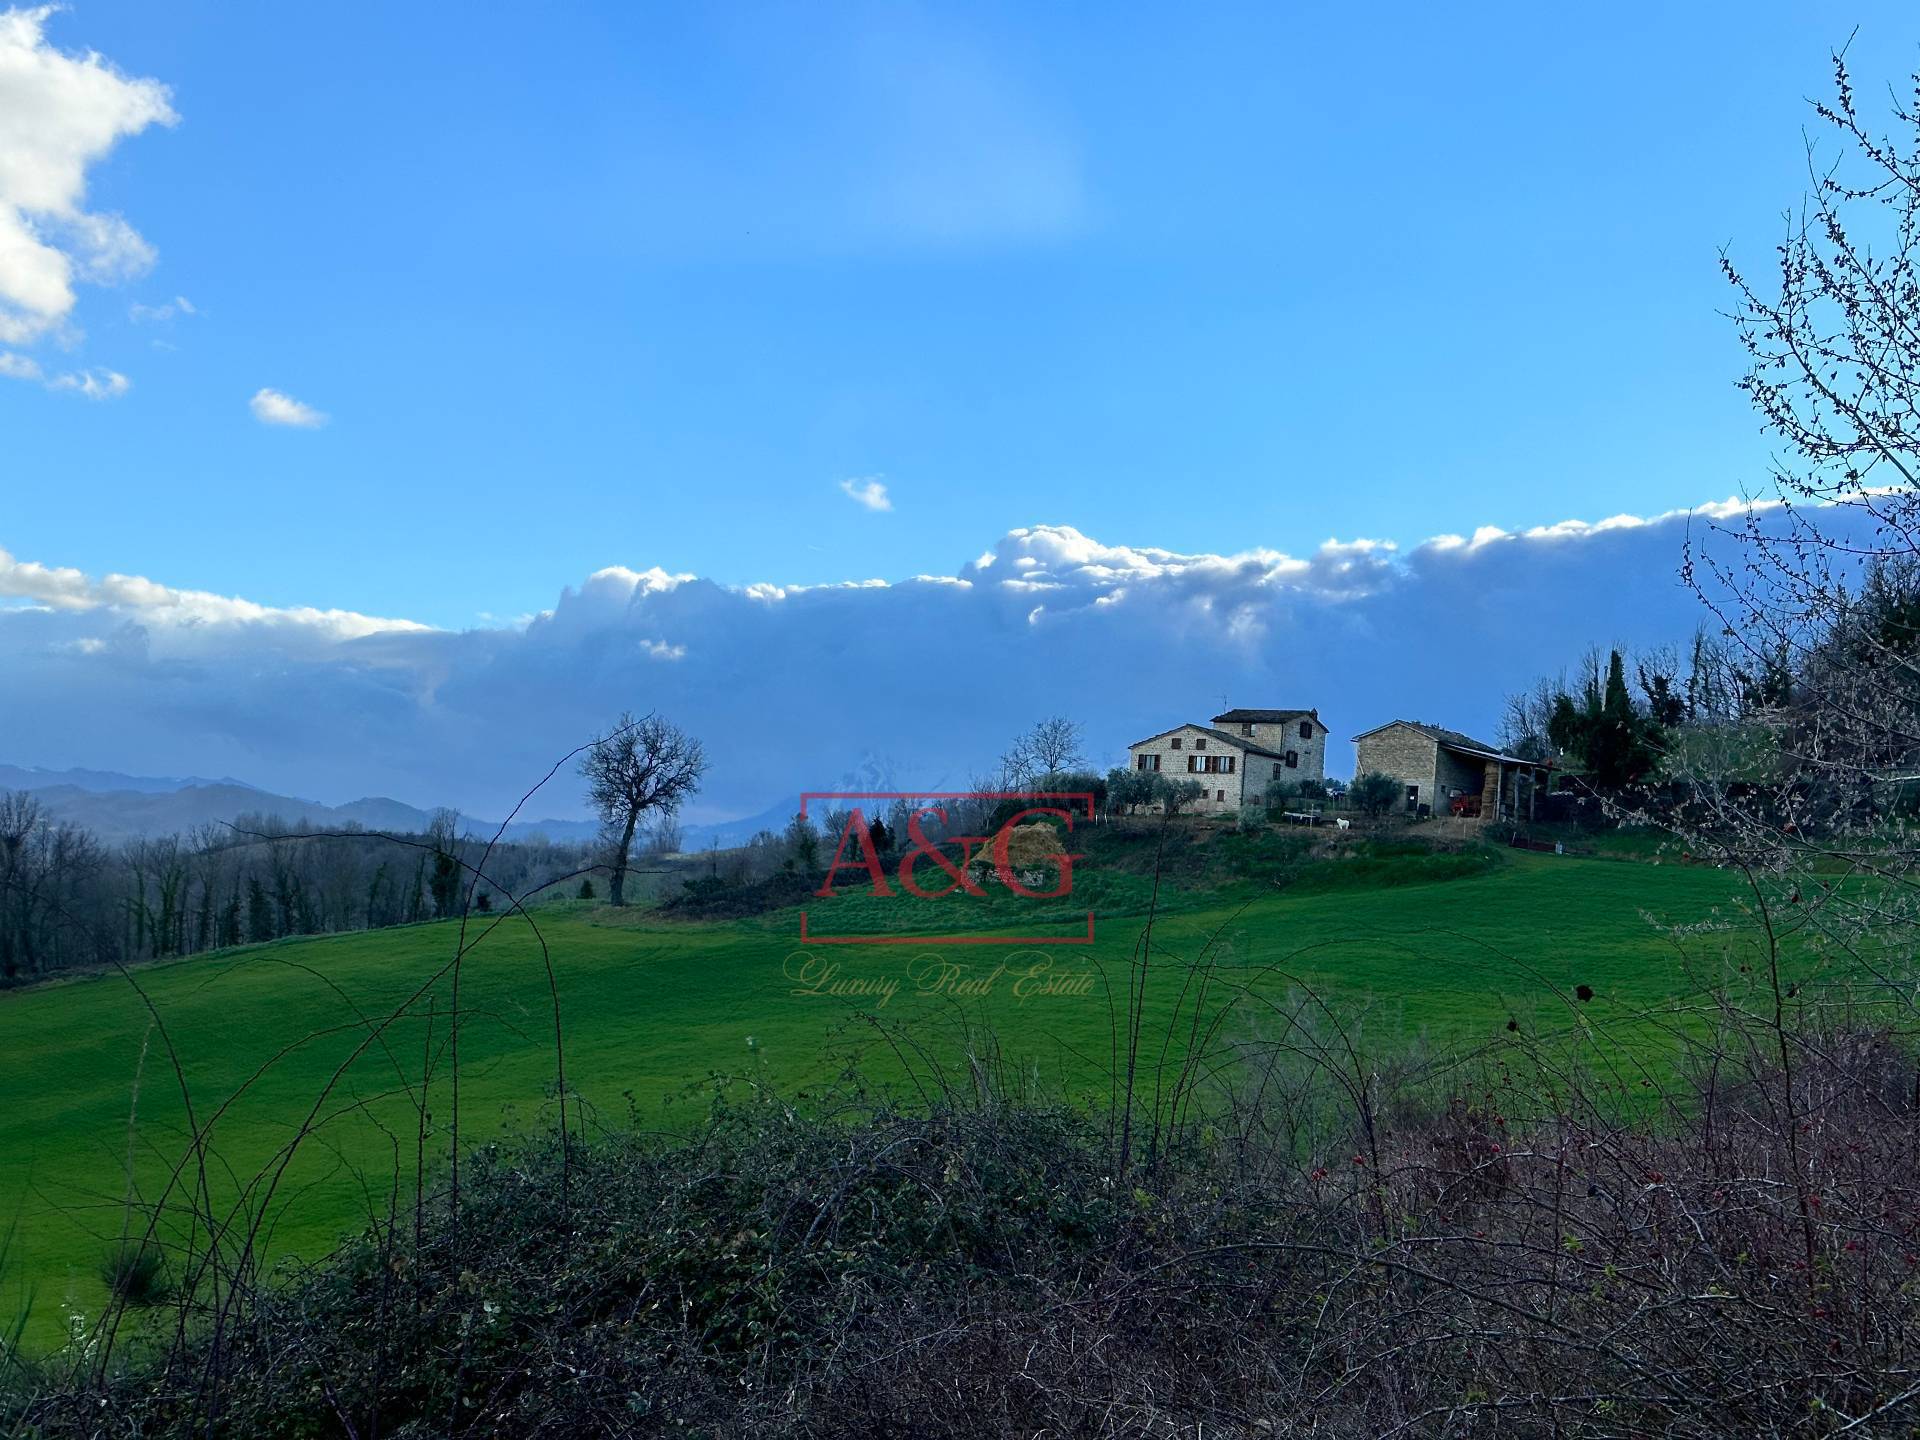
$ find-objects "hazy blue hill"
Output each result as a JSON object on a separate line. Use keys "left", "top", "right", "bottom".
{"left": 0, "top": 763, "right": 258, "bottom": 796}
{"left": 1, "top": 760, "right": 798, "bottom": 848}
{"left": 2, "top": 767, "right": 601, "bottom": 845}
{"left": 677, "top": 796, "right": 800, "bottom": 850}
{"left": 18, "top": 782, "right": 392, "bottom": 843}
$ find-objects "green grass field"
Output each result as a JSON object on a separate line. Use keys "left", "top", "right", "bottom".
{"left": 0, "top": 842, "right": 1776, "bottom": 1349}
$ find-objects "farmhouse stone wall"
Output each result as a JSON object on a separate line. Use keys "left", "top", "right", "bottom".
{"left": 1354, "top": 726, "right": 1438, "bottom": 812}
{"left": 1225, "top": 716, "right": 1327, "bottom": 784}
{"left": 1302, "top": 722, "right": 1327, "bottom": 783}
{"left": 1126, "top": 725, "right": 1269, "bottom": 814}
{"left": 1126, "top": 711, "right": 1330, "bottom": 817}
{"left": 1355, "top": 723, "right": 1495, "bottom": 815}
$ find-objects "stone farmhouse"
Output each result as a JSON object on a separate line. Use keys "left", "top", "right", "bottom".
{"left": 1352, "top": 720, "right": 1551, "bottom": 820}
{"left": 1126, "top": 708, "right": 1328, "bottom": 816}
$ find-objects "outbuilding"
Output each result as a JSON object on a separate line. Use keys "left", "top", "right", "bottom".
{"left": 1352, "top": 720, "right": 1550, "bottom": 820}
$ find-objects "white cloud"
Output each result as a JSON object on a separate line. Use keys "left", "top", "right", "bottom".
{"left": 250, "top": 387, "right": 327, "bottom": 428}
{"left": 128, "top": 294, "right": 193, "bottom": 324}
{"left": 0, "top": 545, "right": 426, "bottom": 639}
{"left": 838, "top": 476, "right": 892, "bottom": 512}
{"left": 0, "top": 7, "right": 175, "bottom": 345}
{"left": 47, "top": 366, "right": 127, "bottom": 399}
{"left": 0, "top": 348, "right": 127, "bottom": 398}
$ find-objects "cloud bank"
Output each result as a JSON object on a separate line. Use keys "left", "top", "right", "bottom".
{"left": 0, "top": 546, "right": 422, "bottom": 639}
{"left": 0, "top": 506, "right": 1765, "bottom": 821}
{"left": 0, "top": 6, "right": 174, "bottom": 348}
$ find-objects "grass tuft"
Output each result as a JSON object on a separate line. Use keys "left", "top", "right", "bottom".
{"left": 99, "top": 1245, "right": 165, "bottom": 1307}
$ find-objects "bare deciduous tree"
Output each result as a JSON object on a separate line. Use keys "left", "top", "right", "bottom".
{"left": 639, "top": 814, "right": 684, "bottom": 858}
{"left": 1679, "top": 48, "right": 1920, "bottom": 880}
{"left": 579, "top": 712, "right": 707, "bottom": 905}
{"left": 1003, "top": 715, "right": 1086, "bottom": 784}
{"left": 0, "top": 791, "right": 106, "bottom": 979}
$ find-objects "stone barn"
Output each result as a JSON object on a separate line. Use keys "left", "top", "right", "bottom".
{"left": 1352, "top": 720, "right": 1550, "bottom": 820}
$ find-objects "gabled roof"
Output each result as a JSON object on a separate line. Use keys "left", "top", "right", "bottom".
{"left": 1352, "top": 719, "right": 1544, "bottom": 767}
{"left": 1212, "top": 707, "right": 1319, "bottom": 726}
{"left": 1127, "top": 723, "right": 1291, "bottom": 762}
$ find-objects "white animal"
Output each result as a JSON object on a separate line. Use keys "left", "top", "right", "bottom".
{"left": 1336, "top": 818, "right": 1351, "bottom": 831}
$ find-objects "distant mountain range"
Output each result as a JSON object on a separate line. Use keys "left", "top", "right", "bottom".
{"left": 0, "top": 765, "right": 603, "bottom": 846}
{"left": 0, "top": 763, "right": 262, "bottom": 796}
{"left": 0, "top": 762, "right": 801, "bottom": 851}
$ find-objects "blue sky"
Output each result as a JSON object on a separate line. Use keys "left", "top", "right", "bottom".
{"left": 5, "top": 3, "right": 1915, "bottom": 631}
{"left": 2, "top": 5, "right": 1916, "bottom": 816}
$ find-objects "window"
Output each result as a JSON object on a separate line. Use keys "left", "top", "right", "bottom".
{"left": 1135, "top": 753, "right": 1160, "bottom": 772}
{"left": 1187, "top": 755, "right": 1197, "bottom": 773}
{"left": 1171, "top": 737, "right": 1183, "bottom": 750}
{"left": 1285, "top": 751, "right": 1299, "bottom": 769}
{"left": 1224, "top": 755, "right": 1236, "bottom": 773}
{"left": 1272, "top": 762, "right": 1283, "bottom": 778}
{"left": 1216, "top": 789, "right": 1226, "bottom": 802}
{"left": 1241, "top": 722, "right": 1255, "bottom": 736}
{"left": 1194, "top": 737, "right": 1207, "bottom": 750}
{"left": 1298, "top": 720, "right": 1313, "bottom": 739}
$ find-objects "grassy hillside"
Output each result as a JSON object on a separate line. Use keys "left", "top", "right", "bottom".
{"left": 0, "top": 841, "right": 1773, "bottom": 1349}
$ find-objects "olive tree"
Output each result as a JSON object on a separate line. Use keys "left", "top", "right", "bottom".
{"left": 1159, "top": 778, "right": 1208, "bottom": 817}
{"left": 1348, "top": 771, "right": 1402, "bottom": 818}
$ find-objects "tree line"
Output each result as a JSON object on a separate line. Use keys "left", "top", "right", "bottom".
{"left": 0, "top": 711, "right": 717, "bottom": 983}
{"left": 1496, "top": 555, "right": 1920, "bottom": 821}
{"left": 0, "top": 795, "right": 594, "bottom": 984}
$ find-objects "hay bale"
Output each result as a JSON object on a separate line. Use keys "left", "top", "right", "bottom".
{"left": 967, "top": 821, "right": 1067, "bottom": 881}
